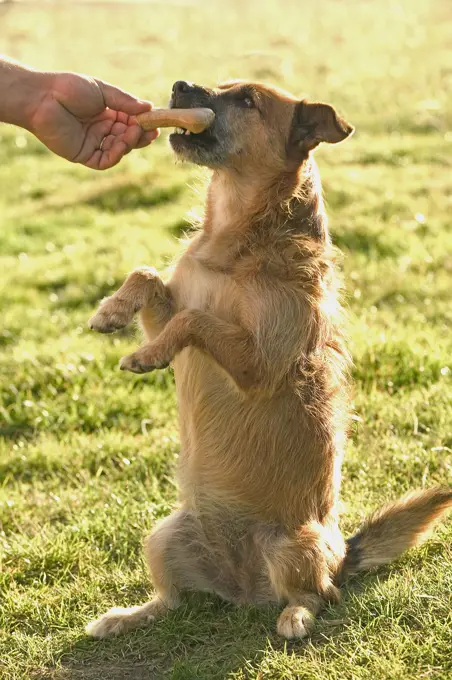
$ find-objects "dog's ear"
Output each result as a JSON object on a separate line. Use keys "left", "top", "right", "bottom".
{"left": 290, "top": 100, "right": 354, "bottom": 152}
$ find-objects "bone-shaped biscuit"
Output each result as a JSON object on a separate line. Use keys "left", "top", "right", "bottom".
{"left": 136, "top": 108, "right": 215, "bottom": 134}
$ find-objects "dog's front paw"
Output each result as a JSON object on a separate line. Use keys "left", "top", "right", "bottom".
{"left": 119, "top": 346, "right": 170, "bottom": 374}
{"left": 88, "top": 298, "right": 134, "bottom": 334}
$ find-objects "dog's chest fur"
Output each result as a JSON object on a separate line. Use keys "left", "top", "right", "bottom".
{"left": 170, "top": 245, "right": 244, "bottom": 324}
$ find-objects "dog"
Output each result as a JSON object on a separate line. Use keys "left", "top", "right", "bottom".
{"left": 86, "top": 80, "right": 452, "bottom": 640}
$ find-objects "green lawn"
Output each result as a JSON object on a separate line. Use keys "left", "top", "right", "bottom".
{"left": 1, "top": 1, "right": 452, "bottom": 678}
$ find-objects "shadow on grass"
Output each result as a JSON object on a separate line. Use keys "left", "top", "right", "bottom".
{"left": 20, "top": 177, "right": 186, "bottom": 218}
{"left": 30, "top": 582, "right": 384, "bottom": 680}
{"left": 0, "top": 330, "right": 16, "bottom": 348}
{"left": 334, "top": 226, "right": 403, "bottom": 258}
{"left": 347, "top": 148, "right": 451, "bottom": 167}
{"left": 0, "top": 422, "right": 36, "bottom": 442}
{"left": 83, "top": 182, "right": 184, "bottom": 213}
{"left": 32, "top": 596, "right": 275, "bottom": 679}
{"left": 29, "top": 545, "right": 436, "bottom": 680}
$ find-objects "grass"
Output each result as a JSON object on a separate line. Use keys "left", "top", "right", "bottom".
{"left": 1, "top": 0, "right": 452, "bottom": 678}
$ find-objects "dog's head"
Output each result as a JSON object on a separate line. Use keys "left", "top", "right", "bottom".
{"left": 169, "top": 80, "right": 353, "bottom": 172}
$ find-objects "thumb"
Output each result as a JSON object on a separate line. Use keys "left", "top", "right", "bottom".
{"left": 95, "top": 79, "right": 152, "bottom": 115}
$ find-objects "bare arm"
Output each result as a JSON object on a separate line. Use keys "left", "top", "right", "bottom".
{"left": 0, "top": 57, "right": 46, "bottom": 129}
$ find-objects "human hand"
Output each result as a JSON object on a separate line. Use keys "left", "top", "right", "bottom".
{"left": 28, "top": 72, "right": 158, "bottom": 170}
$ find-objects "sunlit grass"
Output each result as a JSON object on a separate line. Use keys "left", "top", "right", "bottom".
{"left": 1, "top": 0, "right": 451, "bottom": 678}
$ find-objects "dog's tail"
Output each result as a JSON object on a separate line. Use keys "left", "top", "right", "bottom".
{"left": 338, "top": 486, "right": 452, "bottom": 584}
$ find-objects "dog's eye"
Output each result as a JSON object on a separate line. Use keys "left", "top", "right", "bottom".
{"left": 236, "top": 94, "right": 255, "bottom": 109}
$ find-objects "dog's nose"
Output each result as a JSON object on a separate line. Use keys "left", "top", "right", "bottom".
{"left": 172, "top": 80, "right": 193, "bottom": 96}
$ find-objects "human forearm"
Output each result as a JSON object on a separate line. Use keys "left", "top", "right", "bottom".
{"left": 0, "top": 56, "right": 50, "bottom": 129}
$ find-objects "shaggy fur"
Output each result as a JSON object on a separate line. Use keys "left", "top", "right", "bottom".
{"left": 87, "top": 80, "right": 452, "bottom": 640}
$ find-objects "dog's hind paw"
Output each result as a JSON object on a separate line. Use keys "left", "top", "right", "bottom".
{"left": 86, "top": 605, "right": 156, "bottom": 638}
{"left": 276, "top": 605, "right": 315, "bottom": 640}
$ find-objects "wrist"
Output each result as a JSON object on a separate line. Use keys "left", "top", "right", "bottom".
{"left": 0, "top": 57, "right": 53, "bottom": 130}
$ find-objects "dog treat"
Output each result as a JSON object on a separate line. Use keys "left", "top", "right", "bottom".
{"left": 136, "top": 108, "right": 215, "bottom": 134}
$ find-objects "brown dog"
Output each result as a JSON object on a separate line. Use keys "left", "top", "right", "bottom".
{"left": 86, "top": 80, "right": 452, "bottom": 640}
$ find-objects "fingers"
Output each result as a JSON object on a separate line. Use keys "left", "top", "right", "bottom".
{"left": 80, "top": 112, "right": 159, "bottom": 170}
{"left": 84, "top": 141, "right": 129, "bottom": 171}
{"left": 84, "top": 149, "right": 104, "bottom": 170}
{"left": 136, "top": 128, "right": 160, "bottom": 149}
{"left": 102, "top": 125, "right": 144, "bottom": 168}
{"left": 72, "top": 116, "right": 116, "bottom": 165}
{"left": 100, "top": 141, "right": 129, "bottom": 170}
{"left": 96, "top": 128, "right": 158, "bottom": 168}
{"left": 109, "top": 116, "right": 159, "bottom": 149}
{"left": 96, "top": 79, "right": 152, "bottom": 116}
{"left": 85, "top": 131, "right": 141, "bottom": 171}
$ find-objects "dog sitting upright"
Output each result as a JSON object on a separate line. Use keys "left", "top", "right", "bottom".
{"left": 87, "top": 80, "right": 452, "bottom": 639}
